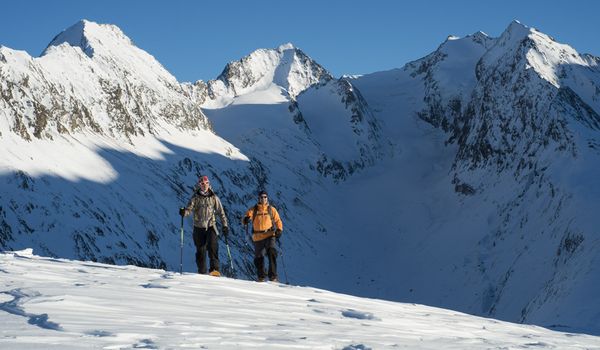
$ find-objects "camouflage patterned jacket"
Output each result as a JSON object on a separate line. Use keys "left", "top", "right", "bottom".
{"left": 184, "top": 189, "right": 228, "bottom": 231}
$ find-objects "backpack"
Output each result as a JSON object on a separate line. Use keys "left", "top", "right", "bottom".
{"left": 252, "top": 204, "right": 275, "bottom": 230}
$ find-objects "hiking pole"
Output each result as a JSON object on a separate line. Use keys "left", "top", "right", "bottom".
{"left": 179, "top": 209, "right": 184, "bottom": 275}
{"left": 277, "top": 238, "right": 289, "bottom": 285}
{"left": 245, "top": 222, "right": 254, "bottom": 248}
{"left": 224, "top": 234, "right": 234, "bottom": 277}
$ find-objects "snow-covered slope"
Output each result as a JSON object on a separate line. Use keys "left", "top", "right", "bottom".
{"left": 2, "top": 249, "right": 599, "bottom": 350}
{"left": 0, "top": 20, "right": 255, "bottom": 275}
{"left": 447, "top": 21, "right": 600, "bottom": 329}
{"left": 348, "top": 20, "right": 600, "bottom": 334}
{"left": 0, "top": 21, "right": 386, "bottom": 293}
{"left": 0, "top": 19, "right": 209, "bottom": 141}
{"left": 202, "top": 43, "right": 387, "bottom": 182}
{"left": 192, "top": 43, "right": 333, "bottom": 109}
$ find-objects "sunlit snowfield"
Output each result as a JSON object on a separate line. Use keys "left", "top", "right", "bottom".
{"left": 1, "top": 250, "right": 598, "bottom": 349}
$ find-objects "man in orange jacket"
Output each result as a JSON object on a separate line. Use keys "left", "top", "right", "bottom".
{"left": 242, "top": 190, "right": 283, "bottom": 282}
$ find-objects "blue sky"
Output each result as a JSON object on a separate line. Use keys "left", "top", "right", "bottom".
{"left": 1, "top": 0, "right": 598, "bottom": 82}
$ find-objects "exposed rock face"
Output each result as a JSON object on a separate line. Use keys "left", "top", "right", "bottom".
{"left": 354, "top": 20, "right": 600, "bottom": 330}
{"left": 0, "top": 20, "right": 211, "bottom": 142}
{"left": 298, "top": 77, "right": 385, "bottom": 181}
{"left": 194, "top": 43, "right": 334, "bottom": 108}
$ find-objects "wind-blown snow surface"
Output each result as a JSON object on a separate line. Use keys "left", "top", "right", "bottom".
{"left": 1, "top": 250, "right": 599, "bottom": 350}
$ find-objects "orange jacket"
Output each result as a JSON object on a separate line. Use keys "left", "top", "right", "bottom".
{"left": 244, "top": 204, "right": 283, "bottom": 241}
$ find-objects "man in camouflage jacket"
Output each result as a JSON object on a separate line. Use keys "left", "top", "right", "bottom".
{"left": 180, "top": 176, "right": 228, "bottom": 276}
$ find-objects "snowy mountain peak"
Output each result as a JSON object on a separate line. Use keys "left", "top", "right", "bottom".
{"left": 400, "top": 29, "right": 496, "bottom": 108}
{"left": 42, "top": 19, "right": 132, "bottom": 58}
{"left": 0, "top": 20, "right": 209, "bottom": 141}
{"left": 40, "top": 19, "right": 180, "bottom": 91}
{"left": 277, "top": 42, "right": 295, "bottom": 51}
{"left": 478, "top": 20, "right": 594, "bottom": 89}
{"left": 494, "top": 20, "right": 534, "bottom": 49}
{"left": 439, "top": 31, "right": 495, "bottom": 53}
{"left": 505, "top": 19, "right": 531, "bottom": 36}
{"left": 470, "top": 31, "right": 491, "bottom": 45}
{"left": 218, "top": 43, "right": 333, "bottom": 98}
{"left": 199, "top": 43, "right": 334, "bottom": 107}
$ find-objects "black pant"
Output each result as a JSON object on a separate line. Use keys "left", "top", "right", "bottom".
{"left": 254, "top": 237, "right": 277, "bottom": 280}
{"left": 192, "top": 226, "right": 219, "bottom": 274}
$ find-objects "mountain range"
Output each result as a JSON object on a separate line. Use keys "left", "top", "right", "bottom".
{"left": 1, "top": 19, "right": 599, "bottom": 335}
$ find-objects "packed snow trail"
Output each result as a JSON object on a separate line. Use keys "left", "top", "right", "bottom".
{"left": 1, "top": 250, "right": 598, "bottom": 349}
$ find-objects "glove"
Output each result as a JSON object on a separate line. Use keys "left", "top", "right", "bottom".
{"left": 179, "top": 207, "right": 186, "bottom": 217}
{"left": 242, "top": 216, "right": 250, "bottom": 225}
{"left": 274, "top": 229, "right": 282, "bottom": 238}
{"left": 222, "top": 226, "right": 229, "bottom": 237}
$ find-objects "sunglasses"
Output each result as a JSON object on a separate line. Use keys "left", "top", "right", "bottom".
{"left": 260, "top": 195, "right": 268, "bottom": 198}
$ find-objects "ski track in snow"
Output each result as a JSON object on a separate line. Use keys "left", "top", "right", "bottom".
{"left": 0, "top": 250, "right": 599, "bottom": 349}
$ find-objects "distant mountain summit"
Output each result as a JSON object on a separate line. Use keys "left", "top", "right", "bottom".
{"left": 196, "top": 42, "right": 386, "bottom": 181}
{"left": 353, "top": 19, "right": 600, "bottom": 332}
{"left": 0, "top": 19, "right": 209, "bottom": 141}
{"left": 43, "top": 19, "right": 130, "bottom": 57}
{"left": 458, "top": 19, "right": 600, "bottom": 168}
{"left": 194, "top": 43, "right": 333, "bottom": 108}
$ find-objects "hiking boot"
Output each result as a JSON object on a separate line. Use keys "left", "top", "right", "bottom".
{"left": 209, "top": 270, "right": 221, "bottom": 277}
{"left": 269, "top": 276, "right": 279, "bottom": 282}
{"left": 257, "top": 277, "right": 265, "bottom": 282}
